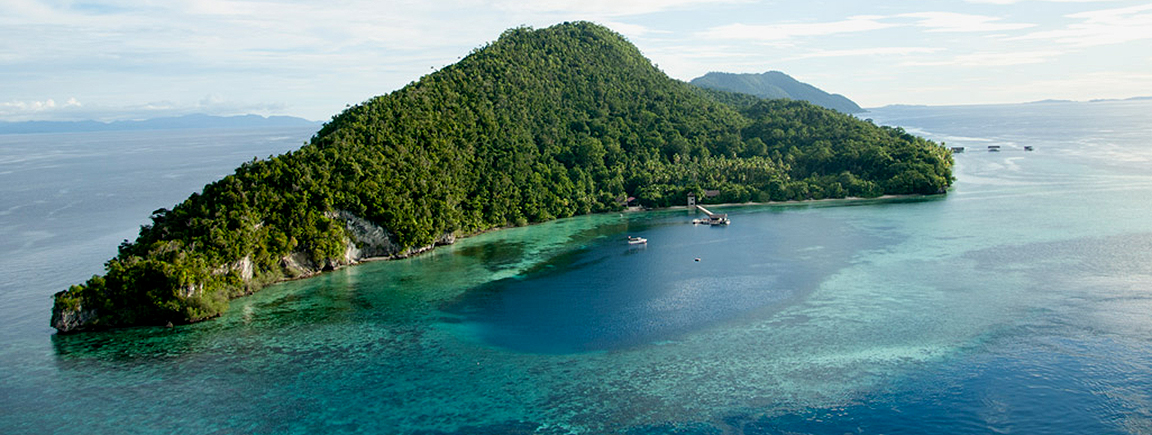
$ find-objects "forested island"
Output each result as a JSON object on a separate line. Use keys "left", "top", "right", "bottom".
{"left": 51, "top": 22, "right": 952, "bottom": 332}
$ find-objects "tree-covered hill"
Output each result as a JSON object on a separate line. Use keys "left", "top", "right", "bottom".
{"left": 51, "top": 22, "right": 952, "bottom": 332}
{"left": 691, "top": 71, "right": 865, "bottom": 114}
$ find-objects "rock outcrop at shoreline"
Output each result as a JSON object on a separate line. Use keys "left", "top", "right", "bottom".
{"left": 51, "top": 209, "right": 457, "bottom": 332}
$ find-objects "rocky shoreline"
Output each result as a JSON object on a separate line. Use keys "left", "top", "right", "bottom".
{"left": 50, "top": 209, "right": 458, "bottom": 333}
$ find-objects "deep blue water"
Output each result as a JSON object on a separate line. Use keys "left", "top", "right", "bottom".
{"left": 2, "top": 101, "right": 1152, "bottom": 434}
{"left": 443, "top": 208, "right": 897, "bottom": 354}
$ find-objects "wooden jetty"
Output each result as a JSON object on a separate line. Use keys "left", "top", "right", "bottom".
{"left": 692, "top": 205, "right": 730, "bottom": 225}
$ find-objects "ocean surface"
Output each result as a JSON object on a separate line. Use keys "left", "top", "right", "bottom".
{"left": 2, "top": 100, "right": 1152, "bottom": 434}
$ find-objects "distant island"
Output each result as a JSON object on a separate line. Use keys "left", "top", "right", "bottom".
{"left": 690, "top": 71, "right": 865, "bottom": 114}
{"left": 872, "top": 96, "right": 1152, "bottom": 111}
{"left": 0, "top": 114, "right": 319, "bottom": 135}
{"left": 51, "top": 22, "right": 952, "bottom": 333}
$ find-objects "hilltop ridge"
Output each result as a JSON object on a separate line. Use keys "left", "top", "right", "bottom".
{"left": 52, "top": 22, "right": 951, "bottom": 332}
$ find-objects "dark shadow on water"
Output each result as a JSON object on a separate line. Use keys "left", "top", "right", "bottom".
{"left": 443, "top": 207, "right": 900, "bottom": 354}
{"left": 583, "top": 330, "right": 1143, "bottom": 435}
{"left": 412, "top": 421, "right": 572, "bottom": 435}
{"left": 50, "top": 325, "right": 193, "bottom": 363}
{"left": 455, "top": 240, "right": 529, "bottom": 272}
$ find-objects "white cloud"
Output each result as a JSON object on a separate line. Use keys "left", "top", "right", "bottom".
{"left": 0, "top": 95, "right": 291, "bottom": 122}
{"left": 0, "top": 98, "right": 80, "bottom": 112}
{"left": 902, "top": 50, "right": 1064, "bottom": 67}
{"left": 183, "top": 0, "right": 256, "bottom": 16}
{"left": 698, "top": 11, "right": 1034, "bottom": 42}
{"left": 898, "top": 12, "right": 1036, "bottom": 32}
{"left": 492, "top": 0, "right": 749, "bottom": 17}
{"left": 1009, "top": 3, "right": 1152, "bottom": 46}
{"left": 0, "top": 98, "right": 83, "bottom": 119}
{"left": 965, "top": 0, "right": 1122, "bottom": 4}
{"left": 600, "top": 21, "right": 668, "bottom": 38}
{"left": 792, "top": 47, "right": 944, "bottom": 59}
{"left": 699, "top": 16, "right": 896, "bottom": 41}
{"left": 2, "top": 0, "right": 1150, "bottom": 119}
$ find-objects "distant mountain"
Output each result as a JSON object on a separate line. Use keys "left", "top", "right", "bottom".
{"left": 1025, "top": 99, "right": 1077, "bottom": 104}
{"left": 0, "top": 114, "right": 319, "bottom": 134}
{"left": 690, "top": 71, "right": 865, "bottom": 114}
{"left": 1090, "top": 96, "right": 1152, "bottom": 103}
{"left": 871, "top": 97, "right": 1152, "bottom": 109}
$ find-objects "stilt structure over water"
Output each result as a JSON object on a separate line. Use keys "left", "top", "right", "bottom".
{"left": 692, "top": 205, "right": 730, "bottom": 225}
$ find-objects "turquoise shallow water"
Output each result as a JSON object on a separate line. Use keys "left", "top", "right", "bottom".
{"left": 3, "top": 101, "right": 1152, "bottom": 433}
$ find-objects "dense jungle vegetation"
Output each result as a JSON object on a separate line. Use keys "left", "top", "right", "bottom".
{"left": 52, "top": 21, "right": 952, "bottom": 331}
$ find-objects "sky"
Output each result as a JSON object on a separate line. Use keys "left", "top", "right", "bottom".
{"left": 2, "top": 0, "right": 1151, "bottom": 122}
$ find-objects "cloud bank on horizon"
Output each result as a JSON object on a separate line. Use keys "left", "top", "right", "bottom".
{"left": 1, "top": 0, "right": 1150, "bottom": 121}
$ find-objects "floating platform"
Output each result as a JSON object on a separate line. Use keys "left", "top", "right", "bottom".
{"left": 693, "top": 205, "right": 730, "bottom": 225}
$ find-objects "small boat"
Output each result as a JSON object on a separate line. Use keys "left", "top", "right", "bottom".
{"left": 627, "top": 236, "right": 647, "bottom": 245}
